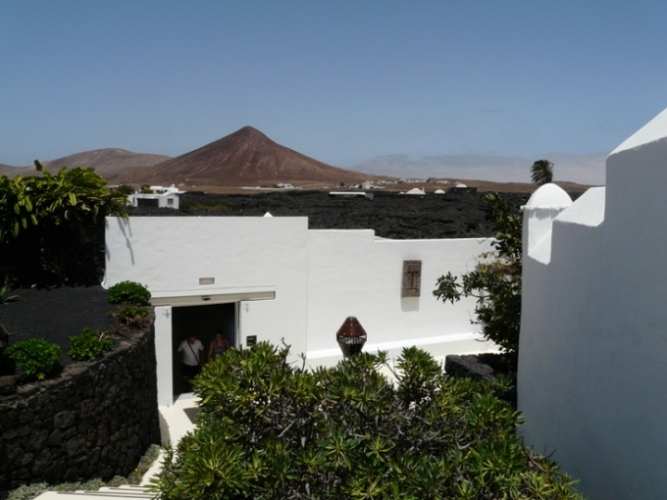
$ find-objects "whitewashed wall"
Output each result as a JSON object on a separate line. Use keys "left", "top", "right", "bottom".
{"left": 519, "top": 107, "right": 667, "bottom": 500}
{"left": 306, "top": 230, "right": 493, "bottom": 366}
{"left": 105, "top": 215, "right": 496, "bottom": 405}
{"left": 104, "top": 216, "right": 310, "bottom": 360}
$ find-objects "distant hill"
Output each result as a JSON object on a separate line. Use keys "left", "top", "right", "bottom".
{"left": 0, "top": 149, "right": 170, "bottom": 180}
{"left": 109, "top": 126, "right": 373, "bottom": 188}
{"left": 42, "top": 149, "right": 171, "bottom": 177}
{"left": 0, "top": 164, "right": 25, "bottom": 177}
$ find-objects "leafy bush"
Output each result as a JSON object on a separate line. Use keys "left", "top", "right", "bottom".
{"left": 113, "top": 305, "right": 151, "bottom": 328}
{"left": 5, "top": 338, "right": 61, "bottom": 380}
{"left": 434, "top": 192, "right": 525, "bottom": 355}
{"left": 107, "top": 280, "right": 151, "bottom": 305}
{"left": 68, "top": 327, "right": 114, "bottom": 361}
{"left": 0, "top": 162, "right": 128, "bottom": 287}
{"left": 150, "top": 342, "right": 584, "bottom": 500}
{"left": 114, "top": 184, "right": 136, "bottom": 196}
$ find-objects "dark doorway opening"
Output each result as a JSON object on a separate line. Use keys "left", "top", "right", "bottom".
{"left": 137, "top": 198, "right": 159, "bottom": 208}
{"left": 171, "top": 303, "right": 236, "bottom": 397}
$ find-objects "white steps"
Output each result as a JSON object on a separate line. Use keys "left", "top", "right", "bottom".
{"left": 35, "top": 485, "right": 154, "bottom": 499}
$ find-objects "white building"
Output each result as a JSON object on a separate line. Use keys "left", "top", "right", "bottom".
{"left": 104, "top": 216, "right": 496, "bottom": 407}
{"left": 129, "top": 184, "right": 185, "bottom": 209}
{"left": 519, "top": 107, "right": 667, "bottom": 499}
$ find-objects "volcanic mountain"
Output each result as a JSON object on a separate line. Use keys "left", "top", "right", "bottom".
{"left": 109, "top": 127, "right": 373, "bottom": 188}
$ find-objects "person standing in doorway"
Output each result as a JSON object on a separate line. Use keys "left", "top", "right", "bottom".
{"left": 208, "top": 329, "right": 231, "bottom": 363}
{"left": 178, "top": 334, "right": 204, "bottom": 382}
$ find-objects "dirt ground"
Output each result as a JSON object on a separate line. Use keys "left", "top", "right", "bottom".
{"left": 0, "top": 287, "right": 117, "bottom": 368}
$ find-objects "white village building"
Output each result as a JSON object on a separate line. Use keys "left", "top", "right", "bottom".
{"left": 104, "top": 216, "right": 496, "bottom": 407}
{"left": 129, "top": 184, "right": 185, "bottom": 209}
{"left": 519, "top": 107, "right": 667, "bottom": 500}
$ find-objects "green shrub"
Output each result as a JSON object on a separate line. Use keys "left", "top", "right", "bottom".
{"left": 6, "top": 482, "right": 49, "bottom": 500}
{"left": 5, "top": 338, "right": 61, "bottom": 380}
{"left": 107, "top": 280, "right": 151, "bottom": 305}
{"left": 0, "top": 163, "right": 128, "bottom": 287}
{"left": 68, "top": 327, "right": 114, "bottom": 361}
{"left": 114, "top": 184, "right": 136, "bottom": 196}
{"left": 114, "top": 305, "right": 151, "bottom": 328}
{"left": 150, "top": 342, "right": 584, "bottom": 500}
{"left": 434, "top": 193, "right": 525, "bottom": 355}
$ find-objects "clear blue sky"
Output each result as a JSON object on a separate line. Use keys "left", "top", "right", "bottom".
{"left": 2, "top": 1, "right": 666, "bottom": 175}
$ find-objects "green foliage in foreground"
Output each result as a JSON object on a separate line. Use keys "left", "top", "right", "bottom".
{"left": 151, "top": 343, "right": 584, "bottom": 500}
{"left": 107, "top": 280, "right": 151, "bottom": 305}
{"left": 5, "top": 338, "right": 61, "bottom": 380}
{"left": 0, "top": 162, "right": 128, "bottom": 287}
{"left": 434, "top": 192, "right": 524, "bottom": 355}
{"left": 68, "top": 327, "right": 114, "bottom": 361}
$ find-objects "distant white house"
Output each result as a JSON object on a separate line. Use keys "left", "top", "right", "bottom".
{"left": 104, "top": 216, "right": 496, "bottom": 407}
{"left": 129, "top": 184, "right": 185, "bottom": 209}
{"left": 149, "top": 184, "right": 186, "bottom": 195}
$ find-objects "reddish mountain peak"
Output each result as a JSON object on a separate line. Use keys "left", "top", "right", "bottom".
{"left": 225, "top": 126, "right": 273, "bottom": 144}
{"left": 235, "top": 125, "right": 266, "bottom": 136}
{"left": 112, "top": 127, "right": 373, "bottom": 188}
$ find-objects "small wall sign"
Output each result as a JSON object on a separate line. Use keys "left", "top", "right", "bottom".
{"left": 401, "top": 260, "right": 422, "bottom": 297}
{"left": 246, "top": 335, "right": 257, "bottom": 347}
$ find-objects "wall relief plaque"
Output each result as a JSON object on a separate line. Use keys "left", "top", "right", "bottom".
{"left": 401, "top": 260, "right": 422, "bottom": 297}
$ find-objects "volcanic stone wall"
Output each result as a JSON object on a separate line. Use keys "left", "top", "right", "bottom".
{"left": 0, "top": 325, "right": 161, "bottom": 490}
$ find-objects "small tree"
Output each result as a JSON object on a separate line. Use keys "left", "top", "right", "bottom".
{"left": 531, "top": 159, "right": 554, "bottom": 185}
{"left": 434, "top": 193, "right": 524, "bottom": 356}
{"left": 114, "top": 184, "right": 135, "bottom": 196}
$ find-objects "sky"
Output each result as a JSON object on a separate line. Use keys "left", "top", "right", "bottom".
{"left": 2, "top": 1, "right": 667, "bottom": 184}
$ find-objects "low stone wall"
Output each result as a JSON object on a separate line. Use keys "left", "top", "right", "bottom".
{"left": 0, "top": 323, "right": 161, "bottom": 490}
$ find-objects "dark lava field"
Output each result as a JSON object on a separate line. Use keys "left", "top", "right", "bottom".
{"left": 127, "top": 190, "right": 532, "bottom": 240}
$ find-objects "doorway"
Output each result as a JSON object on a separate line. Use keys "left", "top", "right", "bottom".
{"left": 171, "top": 303, "right": 236, "bottom": 397}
